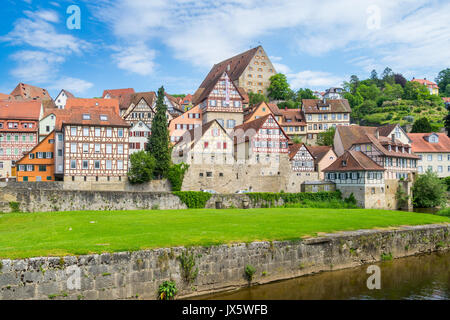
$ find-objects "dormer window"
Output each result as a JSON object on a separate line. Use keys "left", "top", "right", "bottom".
{"left": 342, "top": 160, "right": 347, "bottom": 167}
{"left": 388, "top": 145, "right": 392, "bottom": 152}
{"left": 100, "top": 115, "right": 108, "bottom": 121}
{"left": 428, "top": 134, "right": 439, "bottom": 143}
{"left": 82, "top": 114, "right": 91, "bottom": 120}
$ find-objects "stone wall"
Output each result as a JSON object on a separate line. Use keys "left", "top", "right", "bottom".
{"left": 0, "top": 224, "right": 448, "bottom": 300}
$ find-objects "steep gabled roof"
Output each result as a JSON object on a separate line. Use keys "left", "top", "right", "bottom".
{"left": 175, "top": 119, "right": 230, "bottom": 149}
{"left": 411, "top": 78, "right": 438, "bottom": 89}
{"left": 10, "top": 83, "right": 52, "bottom": 101}
{"left": 102, "top": 88, "right": 135, "bottom": 98}
{"left": 323, "top": 150, "right": 385, "bottom": 172}
{"left": 65, "top": 98, "right": 120, "bottom": 114}
{"left": 288, "top": 143, "right": 313, "bottom": 160}
{"left": 234, "top": 113, "right": 289, "bottom": 144}
{"left": 0, "top": 93, "right": 13, "bottom": 101}
{"left": 56, "top": 89, "right": 75, "bottom": 99}
{"left": 55, "top": 105, "right": 129, "bottom": 130}
{"left": 102, "top": 88, "right": 136, "bottom": 110}
{"left": 199, "top": 46, "right": 260, "bottom": 89}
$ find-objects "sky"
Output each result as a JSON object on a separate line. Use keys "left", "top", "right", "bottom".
{"left": 0, "top": 0, "right": 449, "bottom": 99}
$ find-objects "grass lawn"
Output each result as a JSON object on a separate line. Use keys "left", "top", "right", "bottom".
{"left": 0, "top": 208, "right": 449, "bottom": 259}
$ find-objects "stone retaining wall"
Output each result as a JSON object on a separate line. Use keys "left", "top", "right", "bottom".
{"left": 0, "top": 224, "right": 448, "bottom": 300}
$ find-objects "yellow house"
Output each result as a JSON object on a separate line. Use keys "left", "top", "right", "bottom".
{"left": 411, "top": 78, "right": 439, "bottom": 95}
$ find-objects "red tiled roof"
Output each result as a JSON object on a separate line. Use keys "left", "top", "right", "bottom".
{"left": 10, "top": 83, "right": 52, "bottom": 101}
{"left": 66, "top": 98, "right": 120, "bottom": 114}
{"left": 302, "top": 99, "right": 351, "bottom": 113}
{"left": 408, "top": 133, "right": 450, "bottom": 153}
{"left": 279, "top": 109, "right": 307, "bottom": 127}
{"left": 288, "top": 143, "right": 313, "bottom": 160}
{"left": 307, "top": 146, "right": 333, "bottom": 162}
{"left": 0, "top": 93, "right": 13, "bottom": 101}
{"left": 102, "top": 88, "right": 135, "bottom": 98}
{"left": 443, "top": 97, "right": 450, "bottom": 103}
{"left": 323, "top": 150, "right": 385, "bottom": 172}
{"left": 411, "top": 78, "right": 438, "bottom": 89}
{"left": 0, "top": 100, "right": 41, "bottom": 120}
{"left": 55, "top": 105, "right": 129, "bottom": 130}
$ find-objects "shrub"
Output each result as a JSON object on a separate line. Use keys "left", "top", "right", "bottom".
{"left": 247, "top": 191, "right": 346, "bottom": 208}
{"left": 173, "top": 191, "right": 212, "bottom": 208}
{"left": 344, "top": 193, "right": 357, "bottom": 206}
{"left": 436, "top": 208, "right": 450, "bottom": 217}
{"left": 127, "top": 151, "right": 156, "bottom": 184}
{"left": 9, "top": 202, "right": 20, "bottom": 213}
{"left": 158, "top": 280, "right": 177, "bottom": 300}
{"left": 245, "top": 265, "right": 256, "bottom": 282}
{"left": 412, "top": 171, "right": 447, "bottom": 208}
{"left": 167, "top": 163, "right": 189, "bottom": 191}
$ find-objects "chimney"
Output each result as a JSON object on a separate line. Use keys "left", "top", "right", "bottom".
{"left": 391, "top": 134, "right": 395, "bottom": 143}
{"left": 375, "top": 130, "right": 379, "bottom": 139}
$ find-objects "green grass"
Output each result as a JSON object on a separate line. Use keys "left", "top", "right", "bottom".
{"left": 0, "top": 208, "right": 449, "bottom": 259}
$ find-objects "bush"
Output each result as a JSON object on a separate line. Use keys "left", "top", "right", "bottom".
{"left": 128, "top": 151, "right": 156, "bottom": 184}
{"left": 178, "top": 250, "right": 199, "bottom": 284}
{"left": 436, "top": 208, "right": 450, "bottom": 217}
{"left": 167, "top": 163, "right": 189, "bottom": 191}
{"left": 245, "top": 265, "right": 256, "bottom": 282}
{"left": 173, "top": 191, "right": 212, "bottom": 208}
{"left": 412, "top": 171, "right": 447, "bottom": 208}
{"left": 247, "top": 191, "right": 344, "bottom": 208}
{"left": 9, "top": 202, "right": 20, "bottom": 213}
{"left": 158, "top": 280, "right": 177, "bottom": 300}
{"left": 344, "top": 193, "right": 357, "bottom": 206}
{"left": 444, "top": 177, "right": 450, "bottom": 191}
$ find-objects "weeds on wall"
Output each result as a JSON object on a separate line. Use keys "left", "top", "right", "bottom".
{"left": 178, "top": 249, "right": 199, "bottom": 284}
{"left": 167, "top": 163, "right": 189, "bottom": 191}
{"left": 173, "top": 191, "right": 212, "bottom": 208}
{"left": 9, "top": 202, "right": 20, "bottom": 213}
{"left": 245, "top": 264, "right": 256, "bottom": 282}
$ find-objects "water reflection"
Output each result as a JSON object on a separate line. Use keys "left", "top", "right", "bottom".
{"left": 201, "top": 252, "right": 450, "bottom": 300}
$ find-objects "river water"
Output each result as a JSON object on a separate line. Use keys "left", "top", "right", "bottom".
{"left": 202, "top": 251, "right": 450, "bottom": 300}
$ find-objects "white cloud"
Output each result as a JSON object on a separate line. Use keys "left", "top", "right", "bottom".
{"left": 112, "top": 44, "right": 157, "bottom": 76}
{"left": 288, "top": 70, "right": 344, "bottom": 90}
{"left": 89, "top": 0, "right": 449, "bottom": 77}
{"left": 10, "top": 50, "right": 64, "bottom": 83}
{"left": 48, "top": 77, "right": 94, "bottom": 94}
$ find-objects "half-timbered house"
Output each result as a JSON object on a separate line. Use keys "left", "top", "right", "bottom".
{"left": 129, "top": 120, "right": 151, "bottom": 154}
{"left": 0, "top": 100, "right": 41, "bottom": 180}
{"left": 168, "top": 105, "right": 202, "bottom": 144}
{"left": 324, "top": 150, "right": 386, "bottom": 209}
{"left": 54, "top": 89, "right": 75, "bottom": 109}
{"left": 193, "top": 69, "right": 246, "bottom": 133}
{"left": 54, "top": 101, "right": 130, "bottom": 182}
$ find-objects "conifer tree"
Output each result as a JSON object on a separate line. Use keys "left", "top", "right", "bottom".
{"left": 147, "top": 86, "right": 171, "bottom": 178}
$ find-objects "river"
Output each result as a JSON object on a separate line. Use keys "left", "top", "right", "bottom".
{"left": 200, "top": 251, "right": 450, "bottom": 300}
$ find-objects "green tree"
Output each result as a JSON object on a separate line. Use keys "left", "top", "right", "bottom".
{"left": 317, "top": 126, "right": 336, "bottom": 146}
{"left": 403, "top": 81, "right": 431, "bottom": 100}
{"left": 167, "top": 163, "right": 189, "bottom": 191}
{"left": 444, "top": 84, "right": 450, "bottom": 97}
{"left": 383, "top": 83, "right": 404, "bottom": 100}
{"left": 412, "top": 170, "right": 447, "bottom": 208}
{"left": 357, "top": 84, "right": 381, "bottom": 101}
{"left": 435, "top": 68, "right": 450, "bottom": 94}
{"left": 381, "top": 67, "right": 394, "bottom": 85}
{"left": 343, "top": 91, "right": 363, "bottom": 108}
{"left": 295, "top": 88, "right": 316, "bottom": 102}
{"left": 268, "top": 73, "right": 291, "bottom": 100}
{"left": 248, "top": 92, "right": 268, "bottom": 106}
{"left": 411, "top": 117, "right": 432, "bottom": 133}
{"left": 445, "top": 104, "right": 450, "bottom": 137}
{"left": 292, "top": 135, "right": 303, "bottom": 144}
{"left": 147, "top": 86, "right": 171, "bottom": 178}
{"left": 128, "top": 151, "right": 156, "bottom": 184}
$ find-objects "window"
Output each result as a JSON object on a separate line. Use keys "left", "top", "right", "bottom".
{"left": 106, "top": 128, "right": 112, "bottom": 137}
{"left": 71, "top": 143, "right": 77, "bottom": 153}
{"left": 58, "top": 149, "right": 63, "bottom": 156}
{"left": 118, "top": 129, "right": 124, "bottom": 137}
{"left": 82, "top": 114, "right": 91, "bottom": 120}
{"left": 58, "top": 134, "right": 63, "bottom": 142}
{"left": 71, "top": 127, "right": 77, "bottom": 136}
{"left": 94, "top": 160, "right": 100, "bottom": 169}
{"left": 82, "top": 160, "right": 89, "bottom": 169}
{"left": 438, "top": 154, "right": 443, "bottom": 161}
{"left": 26, "top": 165, "right": 33, "bottom": 172}
{"left": 106, "top": 160, "right": 112, "bottom": 170}
{"left": 83, "top": 144, "right": 89, "bottom": 153}
{"left": 118, "top": 144, "right": 123, "bottom": 154}
{"left": 204, "top": 142, "right": 209, "bottom": 149}
{"left": 106, "top": 144, "right": 112, "bottom": 154}
{"left": 71, "top": 160, "right": 76, "bottom": 169}
{"left": 438, "top": 166, "right": 443, "bottom": 173}
{"left": 95, "top": 127, "right": 101, "bottom": 137}
{"left": 39, "top": 165, "right": 46, "bottom": 172}
{"left": 117, "top": 160, "right": 123, "bottom": 170}
{"left": 100, "top": 115, "right": 108, "bottom": 121}
{"left": 206, "top": 172, "right": 212, "bottom": 177}
{"left": 427, "top": 155, "right": 433, "bottom": 161}
{"left": 95, "top": 144, "right": 100, "bottom": 153}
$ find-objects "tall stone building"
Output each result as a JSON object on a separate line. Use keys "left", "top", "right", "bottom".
{"left": 198, "top": 45, "right": 276, "bottom": 96}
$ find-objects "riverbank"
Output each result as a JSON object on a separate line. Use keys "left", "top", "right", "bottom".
{"left": 0, "top": 223, "right": 448, "bottom": 300}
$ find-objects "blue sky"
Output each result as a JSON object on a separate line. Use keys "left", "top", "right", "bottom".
{"left": 0, "top": 0, "right": 449, "bottom": 99}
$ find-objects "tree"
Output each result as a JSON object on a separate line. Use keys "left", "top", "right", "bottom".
{"left": 445, "top": 104, "right": 450, "bottom": 137}
{"left": 411, "top": 117, "right": 432, "bottom": 133}
{"left": 349, "top": 75, "right": 360, "bottom": 94}
{"left": 147, "top": 86, "right": 171, "bottom": 178}
{"left": 295, "top": 88, "right": 316, "bottom": 102}
{"left": 383, "top": 83, "right": 404, "bottom": 100}
{"left": 248, "top": 92, "right": 268, "bottom": 106}
{"left": 412, "top": 170, "right": 447, "bottom": 208}
{"left": 403, "top": 81, "right": 431, "bottom": 100}
{"left": 292, "top": 135, "right": 302, "bottom": 144}
{"left": 435, "top": 68, "right": 450, "bottom": 94}
{"left": 128, "top": 151, "right": 156, "bottom": 184}
{"left": 381, "top": 67, "right": 394, "bottom": 85}
{"left": 444, "top": 84, "right": 450, "bottom": 97}
{"left": 268, "top": 73, "right": 291, "bottom": 101}
{"left": 394, "top": 73, "right": 407, "bottom": 87}
{"left": 357, "top": 83, "right": 381, "bottom": 101}
{"left": 167, "top": 163, "right": 189, "bottom": 191}
{"left": 343, "top": 92, "right": 363, "bottom": 108}
{"left": 317, "top": 127, "right": 336, "bottom": 146}
{"left": 370, "top": 69, "right": 378, "bottom": 81}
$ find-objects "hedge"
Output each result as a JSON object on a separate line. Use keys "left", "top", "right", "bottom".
{"left": 173, "top": 191, "right": 212, "bottom": 209}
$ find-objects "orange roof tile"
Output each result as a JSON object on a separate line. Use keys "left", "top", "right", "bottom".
{"left": 324, "top": 150, "right": 385, "bottom": 172}
{"left": 408, "top": 133, "right": 450, "bottom": 153}
{"left": 10, "top": 83, "right": 52, "bottom": 101}
{"left": 411, "top": 78, "right": 438, "bottom": 89}
{"left": 0, "top": 100, "right": 41, "bottom": 120}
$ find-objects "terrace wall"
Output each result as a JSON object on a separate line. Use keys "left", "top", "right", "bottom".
{"left": 0, "top": 224, "right": 448, "bottom": 300}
